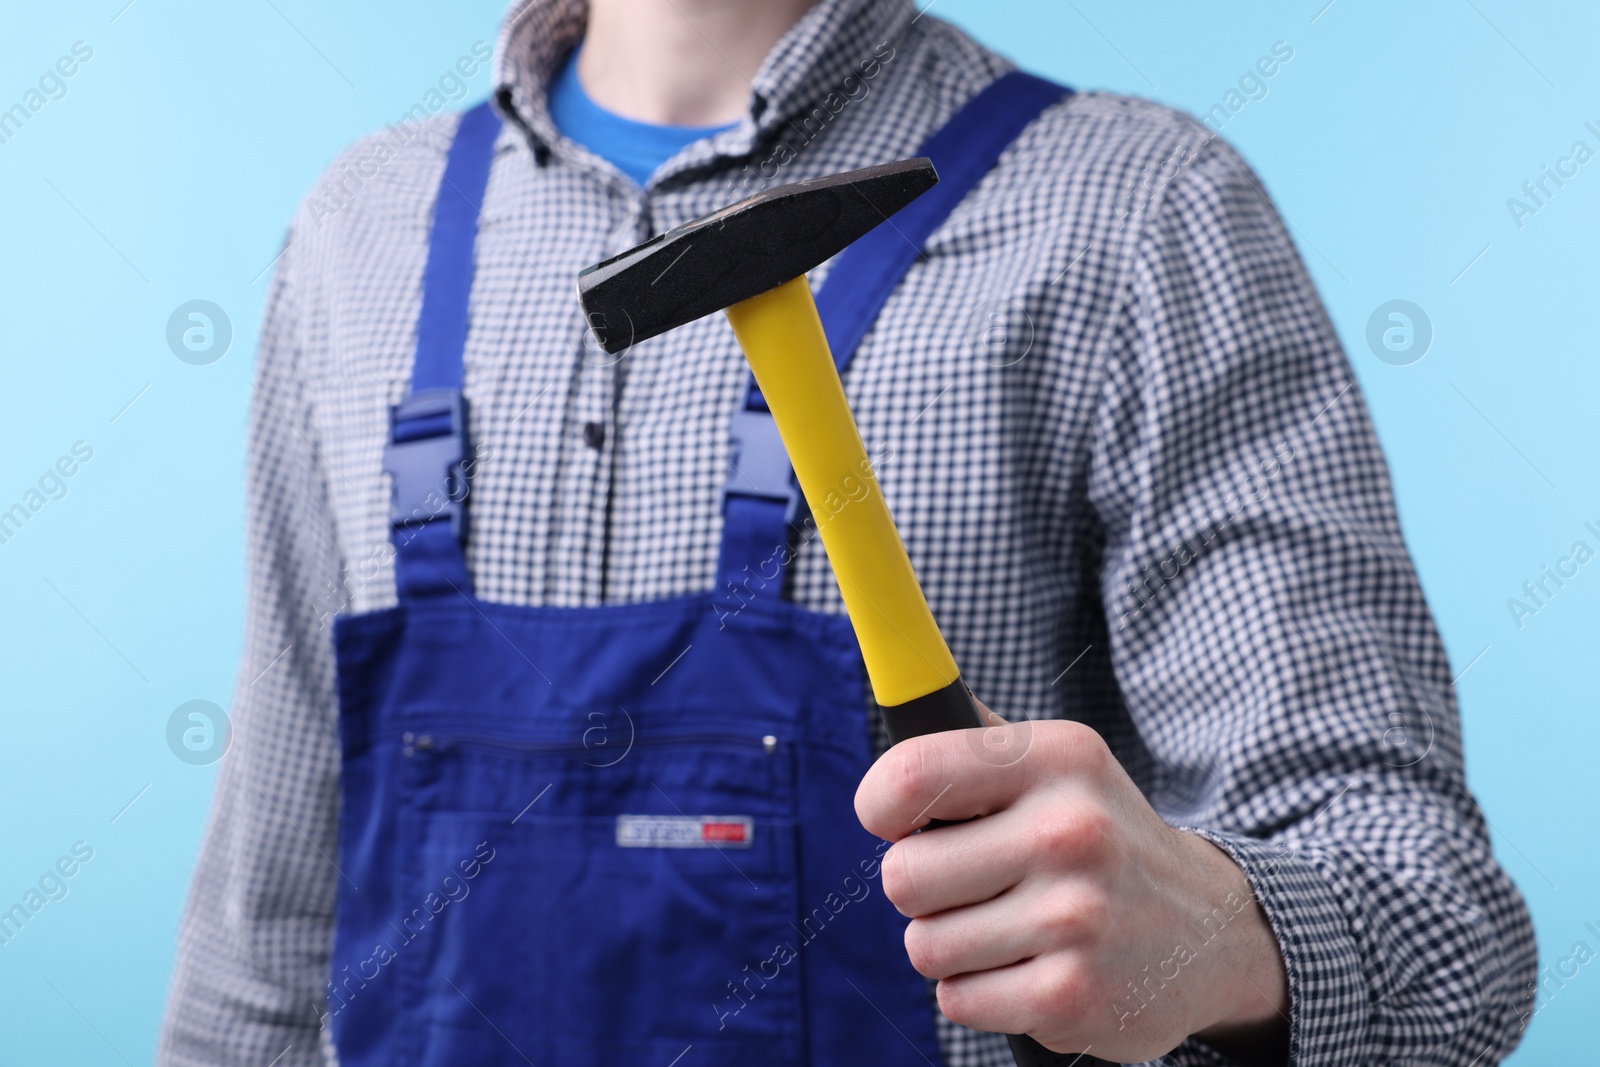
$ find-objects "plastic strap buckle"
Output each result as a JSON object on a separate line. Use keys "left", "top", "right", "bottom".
{"left": 721, "top": 408, "right": 805, "bottom": 526}
{"left": 382, "top": 388, "right": 472, "bottom": 541}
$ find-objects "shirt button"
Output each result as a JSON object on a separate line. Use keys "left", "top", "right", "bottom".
{"left": 582, "top": 421, "right": 606, "bottom": 450}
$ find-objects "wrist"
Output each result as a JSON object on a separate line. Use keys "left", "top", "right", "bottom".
{"left": 1175, "top": 831, "right": 1291, "bottom": 1058}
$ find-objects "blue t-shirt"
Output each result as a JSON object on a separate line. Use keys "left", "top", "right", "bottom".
{"left": 547, "top": 45, "right": 737, "bottom": 187}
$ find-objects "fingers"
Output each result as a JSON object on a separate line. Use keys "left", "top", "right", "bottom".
{"left": 902, "top": 875, "right": 1109, "bottom": 980}
{"left": 882, "top": 797, "right": 1116, "bottom": 917}
{"left": 934, "top": 954, "right": 1095, "bottom": 1050}
{"left": 853, "top": 711, "right": 1245, "bottom": 1062}
{"left": 879, "top": 805, "right": 1033, "bottom": 917}
{"left": 855, "top": 718, "right": 1111, "bottom": 843}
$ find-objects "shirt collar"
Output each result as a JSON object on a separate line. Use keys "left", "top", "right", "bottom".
{"left": 490, "top": 0, "right": 916, "bottom": 173}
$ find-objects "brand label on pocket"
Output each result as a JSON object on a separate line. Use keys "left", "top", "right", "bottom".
{"left": 615, "top": 814, "right": 753, "bottom": 848}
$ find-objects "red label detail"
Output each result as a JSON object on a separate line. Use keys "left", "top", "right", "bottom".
{"left": 701, "top": 821, "right": 748, "bottom": 843}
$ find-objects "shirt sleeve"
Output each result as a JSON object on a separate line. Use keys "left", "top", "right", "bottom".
{"left": 1086, "top": 131, "right": 1538, "bottom": 1066}
{"left": 156, "top": 222, "right": 344, "bottom": 1067}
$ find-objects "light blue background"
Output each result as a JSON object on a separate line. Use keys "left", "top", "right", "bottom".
{"left": 1, "top": 1, "right": 1593, "bottom": 1062}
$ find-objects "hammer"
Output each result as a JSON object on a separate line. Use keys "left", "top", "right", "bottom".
{"left": 578, "top": 160, "right": 1115, "bottom": 1067}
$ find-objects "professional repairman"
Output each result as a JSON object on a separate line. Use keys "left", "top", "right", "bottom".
{"left": 158, "top": 2, "right": 1537, "bottom": 1066}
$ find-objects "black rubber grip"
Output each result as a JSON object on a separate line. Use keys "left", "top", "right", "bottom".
{"left": 881, "top": 679, "right": 1121, "bottom": 1067}
{"left": 881, "top": 676, "right": 988, "bottom": 743}
{"left": 1007, "top": 1034, "right": 1119, "bottom": 1067}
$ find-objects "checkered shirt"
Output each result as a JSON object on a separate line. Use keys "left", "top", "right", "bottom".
{"left": 156, "top": 0, "right": 1538, "bottom": 1064}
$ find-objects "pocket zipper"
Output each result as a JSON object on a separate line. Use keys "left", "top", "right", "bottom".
{"left": 401, "top": 730, "right": 782, "bottom": 757}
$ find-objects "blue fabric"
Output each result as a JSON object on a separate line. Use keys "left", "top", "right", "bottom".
{"left": 412, "top": 102, "right": 499, "bottom": 394}
{"left": 811, "top": 71, "right": 1072, "bottom": 371}
{"left": 548, "top": 45, "right": 737, "bottom": 187}
{"left": 716, "top": 71, "right": 1072, "bottom": 613}
{"left": 332, "top": 594, "right": 936, "bottom": 1066}
{"left": 383, "top": 102, "right": 499, "bottom": 600}
{"left": 333, "top": 71, "right": 1068, "bottom": 1066}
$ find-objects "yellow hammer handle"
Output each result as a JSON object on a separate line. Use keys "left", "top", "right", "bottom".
{"left": 723, "top": 275, "right": 959, "bottom": 707}
{"left": 729, "top": 280, "right": 1088, "bottom": 1067}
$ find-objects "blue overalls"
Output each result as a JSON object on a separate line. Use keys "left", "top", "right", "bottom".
{"left": 329, "top": 71, "right": 1070, "bottom": 1067}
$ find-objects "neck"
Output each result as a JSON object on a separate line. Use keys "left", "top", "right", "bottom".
{"left": 577, "top": 0, "right": 819, "bottom": 125}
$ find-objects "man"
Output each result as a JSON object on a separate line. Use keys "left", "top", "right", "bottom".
{"left": 158, "top": 0, "right": 1537, "bottom": 1064}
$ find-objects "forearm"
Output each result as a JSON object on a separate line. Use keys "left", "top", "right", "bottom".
{"left": 158, "top": 756, "right": 335, "bottom": 1067}
{"left": 1183, "top": 834, "right": 1290, "bottom": 1064}
{"left": 1087, "top": 130, "right": 1537, "bottom": 1063}
{"left": 1167, "top": 776, "right": 1536, "bottom": 1067}
{"left": 159, "top": 229, "right": 344, "bottom": 1066}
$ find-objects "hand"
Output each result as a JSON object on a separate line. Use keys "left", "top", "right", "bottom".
{"left": 854, "top": 709, "right": 1290, "bottom": 1064}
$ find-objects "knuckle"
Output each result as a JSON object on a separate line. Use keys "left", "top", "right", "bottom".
{"left": 878, "top": 842, "right": 921, "bottom": 916}
{"left": 1033, "top": 956, "right": 1094, "bottom": 1025}
{"left": 1027, "top": 806, "right": 1112, "bottom": 866}
{"left": 853, "top": 780, "right": 889, "bottom": 839}
{"left": 902, "top": 919, "right": 945, "bottom": 978}
{"left": 934, "top": 976, "right": 979, "bottom": 1028}
{"left": 887, "top": 740, "right": 940, "bottom": 814}
{"left": 1039, "top": 885, "right": 1111, "bottom": 947}
{"left": 1050, "top": 719, "right": 1112, "bottom": 775}
{"left": 858, "top": 742, "right": 935, "bottom": 836}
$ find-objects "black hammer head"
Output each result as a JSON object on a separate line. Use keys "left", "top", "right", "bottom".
{"left": 576, "top": 157, "right": 938, "bottom": 354}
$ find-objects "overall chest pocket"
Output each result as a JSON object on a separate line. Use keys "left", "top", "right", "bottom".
{"left": 395, "top": 727, "right": 807, "bottom": 1067}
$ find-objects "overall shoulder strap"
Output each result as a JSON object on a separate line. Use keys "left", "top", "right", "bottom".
{"left": 386, "top": 101, "right": 502, "bottom": 600}
{"left": 716, "top": 71, "right": 1072, "bottom": 611}
{"left": 813, "top": 70, "right": 1072, "bottom": 377}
